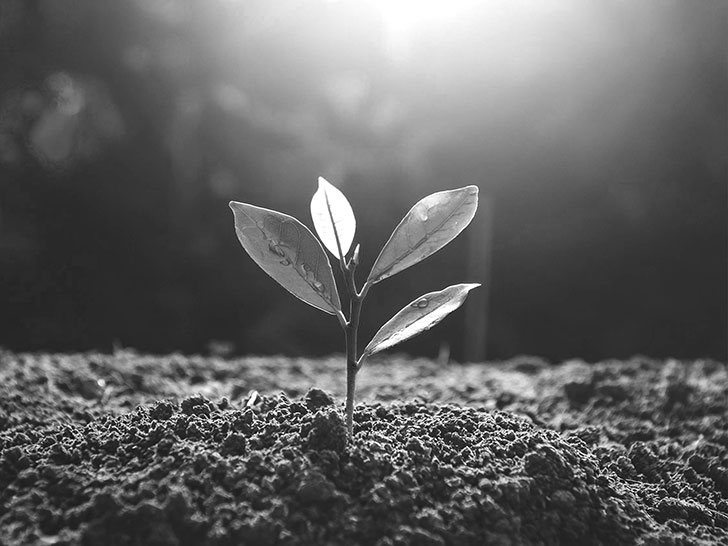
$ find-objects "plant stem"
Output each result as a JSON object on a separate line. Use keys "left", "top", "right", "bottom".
{"left": 344, "top": 269, "right": 363, "bottom": 438}
{"left": 344, "top": 322, "right": 357, "bottom": 438}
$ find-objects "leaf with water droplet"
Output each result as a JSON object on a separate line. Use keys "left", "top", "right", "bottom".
{"left": 361, "top": 283, "right": 480, "bottom": 359}
{"left": 230, "top": 201, "right": 341, "bottom": 314}
{"left": 366, "top": 186, "right": 478, "bottom": 285}
{"left": 310, "top": 177, "right": 356, "bottom": 261}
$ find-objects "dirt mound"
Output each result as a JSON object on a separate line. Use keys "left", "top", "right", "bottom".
{"left": 1, "top": 352, "right": 726, "bottom": 545}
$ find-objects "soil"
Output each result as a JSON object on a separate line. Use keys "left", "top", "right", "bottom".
{"left": 1, "top": 351, "right": 727, "bottom": 546}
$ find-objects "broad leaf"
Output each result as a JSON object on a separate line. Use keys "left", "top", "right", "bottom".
{"left": 366, "top": 186, "right": 478, "bottom": 285}
{"left": 310, "top": 177, "right": 356, "bottom": 261}
{"left": 362, "top": 283, "right": 480, "bottom": 358}
{"left": 230, "top": 201, "right": 341, "bottom": 314}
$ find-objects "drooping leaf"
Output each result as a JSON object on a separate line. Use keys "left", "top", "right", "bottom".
{"left": 366, "top": 186, "right": 478, "bottom": 285}
{"left": 310, "top": 177, "right": 356, "bottom": 261}
{"left": 362, "top": 283, "right": 480, "bottom": 359}
{"left": 230, "top": 201, "right": 341, "bottom": 314}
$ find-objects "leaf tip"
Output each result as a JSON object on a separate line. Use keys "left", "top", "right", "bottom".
{"left": 461, "top": 283, "right": 481, "bottom": 294}
{"left": 317, "top": 176, "right": 331, "bottom": 190}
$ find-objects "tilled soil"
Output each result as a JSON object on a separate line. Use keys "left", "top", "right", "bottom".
{"left": 0, "top": 351, "right": 726, "bottom": 545}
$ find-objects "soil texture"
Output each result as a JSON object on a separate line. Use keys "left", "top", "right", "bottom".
{"left": 1, "top": 352, "right": 727, "bottom": 545}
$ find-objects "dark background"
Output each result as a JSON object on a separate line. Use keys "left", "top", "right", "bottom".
{"left": 0, "top": 0, "right": 725, "bottom": 361}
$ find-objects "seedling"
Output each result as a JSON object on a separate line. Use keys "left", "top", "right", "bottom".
{"left": 230, "top": 178, "right": 479, "bottom": 436}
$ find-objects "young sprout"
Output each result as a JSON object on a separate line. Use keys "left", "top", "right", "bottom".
{"left": 230, "top": 177, "right": 479, "bottom": 437}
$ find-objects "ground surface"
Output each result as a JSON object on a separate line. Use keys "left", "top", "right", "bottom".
{"left": 0, "top": 351, "right": 727, "bottom": 546}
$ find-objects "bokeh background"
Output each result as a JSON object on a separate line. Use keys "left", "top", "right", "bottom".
{"left": 0, "top": 0, "right": 725, "bottom": 361}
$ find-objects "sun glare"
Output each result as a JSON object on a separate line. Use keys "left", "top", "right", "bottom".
{"left": 331, "top": 0, "right": 480, "bottom": 61}
{"left": 374, "top": 0, "right": 475, "bottom": 30}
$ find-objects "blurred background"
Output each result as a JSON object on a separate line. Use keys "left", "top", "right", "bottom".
{"left": 0, "top": 0, "right": 725, "bottom": 362}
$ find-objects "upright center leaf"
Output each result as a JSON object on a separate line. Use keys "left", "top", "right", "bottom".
{"left": 311, "top": 177, "right": 356, "bottom": 261}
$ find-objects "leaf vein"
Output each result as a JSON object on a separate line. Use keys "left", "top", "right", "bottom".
{"left": 243, "top": 210, "right": 332, "bottom": 309}
{"left": 375, "top": 192, "right": 473, "bottom": 278}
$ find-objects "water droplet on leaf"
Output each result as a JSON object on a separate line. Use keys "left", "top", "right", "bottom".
{"left": 312, "top": 280, "right": 325, "bottom": 293}
{"left": 279, "top": 259, "right": 291, "bottom": 266}
{"left": 412, "top": 299, "right": 429, "bottom": 309}
{"left": 416, "top": 205, "right": 429, "bottom": 222}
